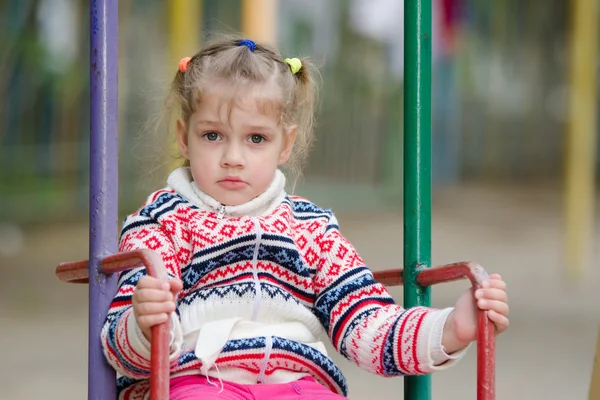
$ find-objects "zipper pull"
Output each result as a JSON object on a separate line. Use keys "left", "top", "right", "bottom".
{"left": 217, "top": 205, "right": 226, "bottom": 220}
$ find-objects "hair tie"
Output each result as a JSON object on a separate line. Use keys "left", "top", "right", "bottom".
{"left": 238, "top": 39, "right": 257, "bottom": 52}
{"left": 178, "top": 57, "right": 192, "bottom": 73}
{"left": 284, "top": 58, "right": 302, "bottom": 75}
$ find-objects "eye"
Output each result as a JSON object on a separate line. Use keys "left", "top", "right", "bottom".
{"left": 203, "top": 131, "right": 221, "bottom": 141}
{"left": 248, "top": 134, "right": 265, "bottom": 144}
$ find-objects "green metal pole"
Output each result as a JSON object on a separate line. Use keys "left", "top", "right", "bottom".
{"left": 403, "top": 0, "right": 432, "bottom": 400}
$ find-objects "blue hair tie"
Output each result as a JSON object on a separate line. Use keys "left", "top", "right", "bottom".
{"left": 238, "top": 39, "right": 257, "bottom": 52}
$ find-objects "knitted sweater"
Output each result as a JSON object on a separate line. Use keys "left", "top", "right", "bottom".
{"left": 101, "top": 168, "right": 467, "bottom": 400}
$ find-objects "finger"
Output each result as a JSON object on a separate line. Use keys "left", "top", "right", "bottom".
{"left": 135, "top": 300, "right": 176, "bottom": 316}
{"left": 482, "top": 277, "right": 506, "bottom": 290}
{"left": 133, "top": 288, "right": 174, "bottom": 303}
{"left": 487, "top": 310, "right": 509, "bottom": 333}
{"left": 476, "top": 299, "right": 509, "bottom": 316}
{"left": 138, "top": 276, "right": 170, "bottom": 291}
{"left": 169, "top": 278, "right": 184, "bottom": 294}
{"left": 489, "top": 273, "right": 502, "bottom": 281}
{"left": 475, "top": 288, "right": 507, "bottom": 302}
{"left": 137, "top": 313, "right": 170, "bottom": 330}
{"left": 487, "top": 278, "right": 506, "bottom": 291}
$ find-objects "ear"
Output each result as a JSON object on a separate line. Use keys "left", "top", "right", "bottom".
{"left": 176, "top": 118, "right": 189, "bottom": 159}
{"left": 278, "top": 125, "right": 297, "bottom": 165}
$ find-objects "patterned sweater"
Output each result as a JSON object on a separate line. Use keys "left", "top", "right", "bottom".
{"left": 101, "top": 168, "right": 467, "bottom": 400}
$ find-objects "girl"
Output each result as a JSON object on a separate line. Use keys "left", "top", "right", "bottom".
{"left": 101, "top": 37, "right": 509, "bottom": 400}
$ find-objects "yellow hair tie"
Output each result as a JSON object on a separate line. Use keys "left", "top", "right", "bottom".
{"left": 284, "top": 58, "right": 302, "bottom": 75}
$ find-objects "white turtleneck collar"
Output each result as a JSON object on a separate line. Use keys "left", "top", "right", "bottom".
{"left": 166, "top": 167, "right": 287, "bottom": 218}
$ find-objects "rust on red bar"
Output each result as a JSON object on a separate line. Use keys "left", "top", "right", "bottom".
{"left": 372, "top": 261, "right": 489, "bottom": 289}
{"left": 416, "top": 261, "right": 490, "bottom": 289}
{"left": 59, "top": 253, "right": 495, "bottom": 399}
{"left": 373, "top": 261, "right": 496, "bottom": 400}
{"left": 55, "top": 249, "right": 171, "bottom": 400}
{"left": 100, "top": 251, "right": 145, "bottom": 274}
{"left": 372, "top": 268, "right": 404, "bottom": 286}
{"left": 56, "top": 260, "right": 90, "bottom": 283}
{"left": 477, "top": 306, "right": 496, "bottom": 400}
{"left": 418, "top": 261, "right": 495, "bottom": 400}
{"left": 150, "top": 321, "right": 171, "bottom": 400}
{"left": 101, "top": 249, "right": 171, "bottom": 400}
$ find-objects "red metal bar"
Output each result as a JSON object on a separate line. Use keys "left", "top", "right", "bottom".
{"left": 373, "top": 262, "right": 495, "bottom": 400}
{"left": 417, "top": 262, "right": 495, "bottom": 400}
{"left": 415, "top": 261, "right": 490, "bottom": 288}
{"left": 56, "top": 259, "right": 91, "bottom": 284}
{"left": 371, "top": 268, "right": 404, "bottom": 286}
{"left": 59, "top": 254, "right": 494, "bottom": 399}
{"left": 56, "top": 250, "right": 171, "bottom": 400}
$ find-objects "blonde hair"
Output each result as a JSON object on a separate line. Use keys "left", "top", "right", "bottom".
{"left": 165, "top": 35, "right": 319, "bottom": 180}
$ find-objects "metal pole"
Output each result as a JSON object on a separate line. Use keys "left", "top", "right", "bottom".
{"left": 89, "top": 0, "right": 119, "bottom": 399}
{"left": 589, "top": 326, "right": 600, "bottom": 399}
{"left": 564, "top": 0, "right": 597, "bottom": 281}
{"left": 403, "top": 0, "right": 432, "bottom": 399}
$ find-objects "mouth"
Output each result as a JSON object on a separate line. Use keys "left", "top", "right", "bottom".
{"left": 217, "top": 176, "right": 247, "bottom": 189}
{"left": 219, "top": 176, "right": 244, "bottom": 183}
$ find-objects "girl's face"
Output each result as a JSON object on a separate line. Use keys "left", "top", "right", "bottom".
{"left": 177, "top": 85, "right": 296, "bottom": 206}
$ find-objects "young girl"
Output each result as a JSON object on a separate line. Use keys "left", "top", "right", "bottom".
{"left": 101, "top": 37, "right": 509, "bottom": 400}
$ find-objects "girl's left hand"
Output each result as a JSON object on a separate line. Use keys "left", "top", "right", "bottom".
{"left": 442, "top": 274, "right": 509, "bottom": 354}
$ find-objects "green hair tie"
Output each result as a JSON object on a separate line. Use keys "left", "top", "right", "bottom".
{"left": 284, "top": 58, "right": 302, "bottom": 75}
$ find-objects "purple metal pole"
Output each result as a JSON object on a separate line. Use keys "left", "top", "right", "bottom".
{"left": 89, "top": 0, "right": 119, "bottom": 399}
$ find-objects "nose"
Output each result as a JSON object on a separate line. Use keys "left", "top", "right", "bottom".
{"left": 220, "top": 142, "right": 245, "bottom": 169}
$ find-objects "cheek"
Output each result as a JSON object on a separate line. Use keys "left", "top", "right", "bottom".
{"left": 189, "top": 139, "right": 214, "bottom": 157}
{"left": 187, "top": 142, "right": 215, "bottom": 168}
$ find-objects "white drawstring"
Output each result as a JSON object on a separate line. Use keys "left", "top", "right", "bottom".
{"left": 257, "top": 335, "right": 273, "bottom": 383}
{"left": 204, "top": 363, "right": 224, "bottom": 394}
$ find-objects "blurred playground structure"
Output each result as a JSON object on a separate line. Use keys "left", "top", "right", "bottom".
{"left": 1, "top": 0, "right": 597, "bottom": 276}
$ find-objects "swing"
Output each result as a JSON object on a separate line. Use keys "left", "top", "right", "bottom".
{"left": 55, "top": 1, "right": 496, "bottom": 399}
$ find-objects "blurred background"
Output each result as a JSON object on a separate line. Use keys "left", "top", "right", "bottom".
{"left": 1, "top": 0, "right": 599, "bottom": 399}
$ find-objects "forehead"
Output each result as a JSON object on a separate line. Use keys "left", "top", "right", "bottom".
{"left": 193, "top": 83, "right": 283, "bottom": 126}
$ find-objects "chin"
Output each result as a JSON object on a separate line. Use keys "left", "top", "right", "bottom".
{"left": 218, "top": 193, "right": 254, "bottom": 207}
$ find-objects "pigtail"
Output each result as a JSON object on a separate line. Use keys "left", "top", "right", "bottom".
{"left": 285, "top": 57, "right": 320, "bottom": 179}
{"left": 171, "top": 67, "right": 186, "bottom": 103}
{"left": 165, "top": 54, "right": 202, "bottom": 169}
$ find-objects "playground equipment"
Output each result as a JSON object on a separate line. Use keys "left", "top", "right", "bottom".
{"left": 564, "top": 0, "right": 598, "bottom": 280}
{"left": 55, "top": 0, "right": 496, "bottom": 399}
{"left": 589, "top": 328, "right": 600, "bottom": 400}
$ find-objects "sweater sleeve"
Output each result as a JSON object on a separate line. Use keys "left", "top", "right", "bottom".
{"left": 312, "top": 213, "right": 469, "bottom": 376}
{"left": 100, "top": 191, "right": 188, "bottom": 379}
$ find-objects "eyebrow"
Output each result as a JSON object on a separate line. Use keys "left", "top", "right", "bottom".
{"left": 195, "top": 120, "right": 274, "bottom": 132}
{"left": 196, "top": 120, "right": 221, "bottom": 126}
{"left": 246, "top": 125, "right": 274, "bottom": 133}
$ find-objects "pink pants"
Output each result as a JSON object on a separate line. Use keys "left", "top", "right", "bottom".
{"left": 169, "top": 375, "right": 348, "bottom": 400}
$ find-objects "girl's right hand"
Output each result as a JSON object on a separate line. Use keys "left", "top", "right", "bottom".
{"left": 132, "top": 276, "right": 183, "bottom": 341}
